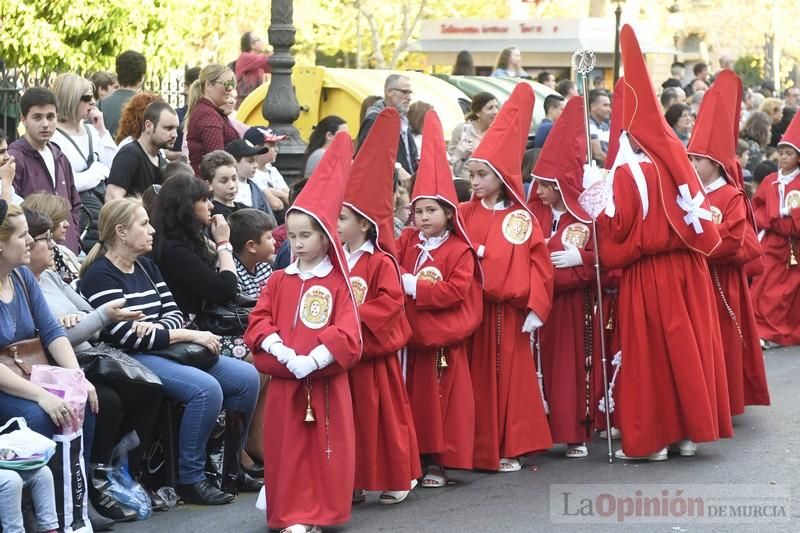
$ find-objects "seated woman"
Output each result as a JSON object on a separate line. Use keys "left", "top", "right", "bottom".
{"left": 78, "top": 197, "right": 260, "bottom": 505}
{"left": 0, "top": 200, "right": 100, "bottom": 526}
{"left": 25, "top": 208, "right": 167, "bottom": 510}
{"left": 151, "top": 173, "right": 266, "bottom": 472}
{"left": 21, "top": 193, "right": 81, "bottom": 286}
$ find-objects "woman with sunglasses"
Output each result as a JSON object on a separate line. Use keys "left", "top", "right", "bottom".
{"left": 185, "top": 64, "right": 241, "bottom": 175}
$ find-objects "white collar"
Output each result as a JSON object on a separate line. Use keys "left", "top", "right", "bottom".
{"left": 345, "top": 240, "right": 374, "bottom": 270}
{"left": 414, "top": 231, "right": 450, "bottom": 272}
{"left": 550, "top": 207, "right": 565, "bottom": 219}
{"left": 285, "top": 255, "right": 334, "bottom": 280}
{"left": 778, "top": 167, "right": 800, "bottom": 185}
{"left": 480, "top": 198, "right": 509, "bottom": 211}
{"left": 704, "top": 176, "right": 727, "bottom": 193}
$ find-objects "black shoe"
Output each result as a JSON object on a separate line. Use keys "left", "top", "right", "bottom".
{"left": 89, "top": 465, "right": 138, "bottom": 522}
{"left": 241, "top": 461, "right": 264, "bottom": 478}
{"left": 176, "top": 479, "right": 235, "bottom": 505}
{"left": 88, "top": 501, "right": 116, "bottom": 531}
{"left": 237, "top": 472, "right": 264, "bottom": 492}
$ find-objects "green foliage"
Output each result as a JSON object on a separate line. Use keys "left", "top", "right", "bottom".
{"left": 734, "top": 55, "right": 764, "bottom": 87}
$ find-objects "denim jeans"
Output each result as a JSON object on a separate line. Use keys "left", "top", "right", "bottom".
{"left": 134, "top": 354, "right": 259, "bottom": 484}
{"left": 0, "top": 467, "right": 60, "bottom": 533}
{"left": 0, "top": 391, "right": 95, "bottom": 464}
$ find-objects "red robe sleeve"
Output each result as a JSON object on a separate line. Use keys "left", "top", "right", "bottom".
{"left": 415, "top": 247, "right": 474, "bottom": 310}
{"left": 552, "top": 244, "right": 595, "bottom": 292}
{"left": 312, "top": 281, "right": 363, "bottom": 376}
{"left": 709, "top": 192, "right": 746, "bottom": 264}
{"left": 359, "top": 255, "right": 411, "bottom": 358}
{"left": 527, "top": 219, "right": 554, "bottom": 321}
{"left": 245, "top": 273, "right": 296, "bottom": 379}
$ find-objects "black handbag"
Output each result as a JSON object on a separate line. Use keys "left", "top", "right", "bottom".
{"left": 194, "top": 294, "right": 256, "bottom": 337}
{"left": 75, "top": 343, "right": 162, "bottom": 388}
{"left": 151, "top": 342, "right": 218, "bottom": 370}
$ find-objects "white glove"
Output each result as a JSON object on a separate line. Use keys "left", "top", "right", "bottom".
{"left": 309, "top": 344, "right": 335, "bottom": 369}
{"left": 270, "top": 342, "right": 297, "bottom": 365}
{"left": 780, "top": 206, "right": 791, "bottom": 217}
{"left": 402, "top": 273, "right": 417, "bottom": 299}
{"left": 286, "top": 356, "right": 318, "bottom": 379}
{"left": 582, "top": 163, "right": 605, "bottom": 190}
{"left": 550, "top": 242, "right": 583, "bottom": 268}
{"left": 521, "top": 311, "right": 543, "bottom": 334}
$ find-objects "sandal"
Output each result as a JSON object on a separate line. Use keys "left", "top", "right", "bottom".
{"left": 421, "top": 466, "right": 447, "bottom": 488}
{"left": 565, "top": 444, "right": 588, "bottom": 458}
{"left": 498, "top": 457, "right": 522, "bottom": 472}
{"left": 352, "top": 489, "right": 366, "bottom": 504}
{"left": 379, "top": 479, "right": 418, "bottom": 505}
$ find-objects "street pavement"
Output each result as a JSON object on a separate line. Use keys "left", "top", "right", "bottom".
{"left": 117, "top": 346, "right": 800, "bottom": 532}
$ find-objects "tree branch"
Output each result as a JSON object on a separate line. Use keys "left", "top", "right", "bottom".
{"left": 389, "top": 0, "right": 426, "bottom": 68}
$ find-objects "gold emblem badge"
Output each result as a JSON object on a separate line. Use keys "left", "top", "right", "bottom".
{"left": 416, "top": 266, "right": 443, "bottom": 285}
{"left": 561, "top": 223, "right": 591, "bottom": 248}
{"left": 349, "top": 276, "right": 368, "bottom": 306}
{"left": 710, "top": 206, "right": 723, "bottom": 224}
{"left": 300, "top": 285, "right": 333, "bottom": 329}
{"left": 502, "top": 209, "right": 533, "bottom": 245}
{"left": 786, "top": 190, "right": 800, "bottom": 209}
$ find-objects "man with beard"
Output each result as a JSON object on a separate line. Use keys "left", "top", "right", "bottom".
{"left": 106, "top": 101, "right": 178, "bottom": 200}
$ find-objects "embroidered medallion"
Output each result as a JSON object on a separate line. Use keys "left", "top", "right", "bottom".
{"left": 561, "top": 222, "right": 591, "bottom": 248}
{"left": 300, "top": 285, "right": 333, "bottom": 329}
{"left": 416, "top": 266, "right": 443, "bottom": 285}
{"left": 349, "top": 276, "right": 368, "bottom": 306}
{"left": 786, "top": 190, "right": 800, "bottom": 209}
{"left": 710, "top": 206, "right": 723, "bottom": 224}
{"left": 502, "top": 209, "right": 533, "bottom": 245}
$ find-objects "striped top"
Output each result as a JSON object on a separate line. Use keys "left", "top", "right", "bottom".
{"left": 79, "top": 256, "right": 184, "bottom": 352}
{"left": 235, "top": 255, "right": 272, "bottom": 299}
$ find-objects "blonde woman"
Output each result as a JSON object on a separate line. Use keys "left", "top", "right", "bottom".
{"left": 760, "top": 97, "right": 784, "bottom": 126}
{"left": 21, "top": 193, "right": 81, "bottom": 285}
{"left": 51, "top": 74, "right": 117, "bottom": 194}
{"left": 185, "top": 64, "right": 241, "bottom": 174}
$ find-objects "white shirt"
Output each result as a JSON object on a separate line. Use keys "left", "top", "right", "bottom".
{"left": 285, "top": 255, "right": 334, "bottom": 280}
{"left": 235, "top": 179, "right": 253, "bottom": 207}
{"left": 549, "top": 207, "right": 565, "bottom": 237}
{"left": 253, "top": 165, "right": 289, "bottom": 192}
{"left": 414, "top": 231, "right": 449, "bottom": 273}
{"left": 704, "top": 176, "right": 727, "bottom": 194}
{"left": 345, "top": 240, "right": 375, "bottom": 270}
{"left": 52, "top": 125, "right": 117, "bottom": 193}
{"left": 38, "top": 147, "right": 56, "bottom": 187}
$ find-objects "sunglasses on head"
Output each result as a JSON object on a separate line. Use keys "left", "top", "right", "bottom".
{"left": 80, "top": 94, "right": 94, "bottom": 103}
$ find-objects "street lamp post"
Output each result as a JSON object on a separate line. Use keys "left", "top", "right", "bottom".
{"left": 262, "top": 0, "right": 306, "bottom": 183}
{"left": 613, "top": 0, "right": 624, "bottom": 84}
{"left": 667, "top": 0, "right": 683, "bottom": 65}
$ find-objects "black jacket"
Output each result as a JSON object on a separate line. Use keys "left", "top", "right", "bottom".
{"left": 356, "top": 99, "right": 418, "bottom": 174}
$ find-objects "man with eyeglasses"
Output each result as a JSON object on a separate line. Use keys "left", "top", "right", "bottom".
{"left": 98, "top": 50, "right": 147, "bottom": 138}
{"left": 357, "top": 74, "right": 418, "bottom": 175}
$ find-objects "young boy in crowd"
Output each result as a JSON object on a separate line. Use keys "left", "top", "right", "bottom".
{"left": 229, "top": 208, "right": 277, "bottom": 298}
{"left": 224, "top": 139, "right": 275, "bottom": 216}
{"left": 244, "top": 127, "right": 289, "bottom": 212}
{"left": 201, "top": 150, "right": 244, "bottom": 218}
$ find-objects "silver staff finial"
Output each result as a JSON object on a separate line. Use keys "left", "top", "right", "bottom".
{"left": 571, "top": 49, "right": 597, "bottom": 75}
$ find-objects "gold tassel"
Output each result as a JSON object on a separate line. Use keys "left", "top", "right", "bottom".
{"left": 790, "top": 238, "right": 798, "bottom": 267}
{"left": 438, "top": 349, "right": 448, "bottom": 368}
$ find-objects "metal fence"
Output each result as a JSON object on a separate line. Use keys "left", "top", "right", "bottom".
{"left": 0, "top": 66, "right": 187, "bottom": 141}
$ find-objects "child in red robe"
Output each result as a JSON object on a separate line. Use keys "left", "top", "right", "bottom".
{"left": 461, "top": 83, "right": 554, "bottom": 472}
{"left": 244, "top": 133, "right": 362, "bottom": 533}
{"left": 338, "top": 108, "right": 420, "bottom": 505}
{"left": 580, "top": 25, "right": 732, "bottom": 461}
{"left": 750, "top": 110, "right": 800, "bottom": 347}
{"left": 396, "top": 110, "right": 483, "bottom": 488}
{"left": 687, "top": 69, "right": 770, "bottom": 415}
{"left": 528, "top": 96, "right": 597, "bottom": 458}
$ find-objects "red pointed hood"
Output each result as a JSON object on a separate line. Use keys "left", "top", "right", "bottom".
{"left": 469, "top": 82, "right": 533, "bottom": 214}
{"left": 779, "top": 108, "right": 800, "bottom": 154}
{"left": 289, "top": 131, "right": 355, "bottom": 283}
{"left": 344, "top": 108, "right": 400, "bottom": 260}
{"left": 620, "top": 24, "right": 720, "bottom": 256}
{"left": 687, "top": 69, "right": 742, "bottom": 188}
{"left": 605, "top": 76, "right": 626, "bottom": 170}
{"left": 529, "top": 96, "right": 591, "bottom": 222}
{"left": 412, "top": 110, "right": 482, "bottom": 281}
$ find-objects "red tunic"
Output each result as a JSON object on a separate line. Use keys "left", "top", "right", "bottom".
{"left": 347, "top": 250, "right": 421, "bottom": 490}
{"left": 706, "top": 182, "right": 770, "bottom": 415}
{"left": 245, "top": 267, "right": 361, "bottom": 529}
{"left": 592, "top": 270, "right": 622, "bottom": 432}
{"left": 396, "top": 228, "right": 482, "bottom": 469}
{"left": 750, "top": 171, "right": 800, "bottom": 345}
{"left": 460, "top": 200, "right": 553, "bottom": 470}
{"left": 597, "top": 163, "right": 733, "bottom": 457}
{"left": 530, "top": 205, "right": 596, "bottom": 444}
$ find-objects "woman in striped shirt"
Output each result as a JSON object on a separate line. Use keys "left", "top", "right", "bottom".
{"left": 79, "top": 198, "right": 259, "bottom": 506}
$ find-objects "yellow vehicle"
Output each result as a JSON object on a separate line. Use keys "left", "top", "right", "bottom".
{"left": 236, "top": 66, "right": 470, "bottom": 142}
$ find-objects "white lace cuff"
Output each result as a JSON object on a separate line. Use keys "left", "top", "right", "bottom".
{"left": 579, "top": 179, "right": 613, "bottom": 220}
